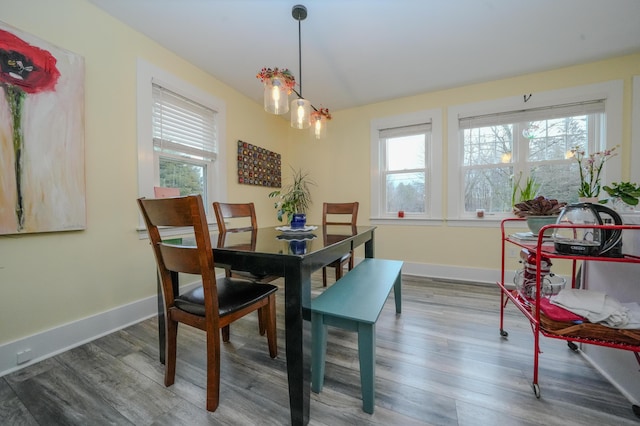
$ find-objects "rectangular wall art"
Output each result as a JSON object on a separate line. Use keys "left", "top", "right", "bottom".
{"left": 0, "top": 21, "right": 85, "bottom": 235}
{"left": 237, "top": 140, "right": 281, "bottom": 187}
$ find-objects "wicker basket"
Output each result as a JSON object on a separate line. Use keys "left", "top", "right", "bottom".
{"left": 539, "top": 313, "right": 640, "bottom": 347}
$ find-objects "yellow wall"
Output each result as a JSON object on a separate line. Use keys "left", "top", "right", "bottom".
{"left": 1, "top": 0, "right": 639, "bottom": 348}
{"left": 0, "top": 0, "right": 288, "bottom": 344}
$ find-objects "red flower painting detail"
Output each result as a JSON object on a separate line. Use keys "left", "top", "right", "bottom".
{"left": 0, "top": 29, "right": 60, "bottom": 230}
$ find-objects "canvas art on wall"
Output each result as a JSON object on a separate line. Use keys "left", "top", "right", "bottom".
{"left": 0, "top": 21, "right": 85, "bottom": 235}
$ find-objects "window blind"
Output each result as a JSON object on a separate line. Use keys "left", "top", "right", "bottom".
{"left": 152, "top": 83, "right": 217, "bottom": 161}
{"left": 379, "top": 122, "right": 431, "bottom": 139}
{"left": 459, "top": 99, "right": 605, "bottom": 129}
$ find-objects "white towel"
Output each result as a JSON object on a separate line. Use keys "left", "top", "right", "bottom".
{"left": 551, "top": 289, "right": 630, "bottom": 328}
{"left": 621, "top": 302, "right": 640, "bottom": 329}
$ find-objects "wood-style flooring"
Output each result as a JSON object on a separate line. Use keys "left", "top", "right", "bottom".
{"left": 1, "top": 273, "right": 639, "bottom": 425}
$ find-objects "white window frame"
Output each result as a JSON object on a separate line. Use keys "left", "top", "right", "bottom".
{"left": 447, "top": 80, "right": 623, "bottom": 226}
{"left": 136, "top": 58, "right": 227, "bottom": 231}
{"left": 370, "top": 108, "right": 443, "bottom": 225}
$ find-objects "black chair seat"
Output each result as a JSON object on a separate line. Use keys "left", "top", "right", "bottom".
{"left": 175, "top": 278, "right": 278, "bottom": 317}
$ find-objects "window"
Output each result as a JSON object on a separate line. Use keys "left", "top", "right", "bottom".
{"left": 370, "top": 109, "right": 442, "bottom": 222}
{"left": 152, "top": 84, "right": 216, "bottom": 202}
{"left": 137, "top": 59, "right": 227, "bottom": 223}
{"left": 448, "top": 81, "right": 623, "bottom": 221}
{"left": 460, "top": 101, "right": 604, "bottom": 213}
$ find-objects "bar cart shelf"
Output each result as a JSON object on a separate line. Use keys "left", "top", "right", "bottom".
{"left": 497, "top": 218, "right": 640, "bottom": 412}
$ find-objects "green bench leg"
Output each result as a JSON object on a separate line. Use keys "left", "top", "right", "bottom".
{"left": 358, "top": 322, "right": 376, "bottom": 414}
{"left": 311, "top": 311, "right": 327, "bottom": 393}
{"left": 394, "top": 272, "right": 402, "bottom": 313}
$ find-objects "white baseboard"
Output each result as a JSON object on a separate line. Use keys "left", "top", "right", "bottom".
{"left": 401, "top": 261, "right": 502, "bottom": 285}
{"left": 1, "top": 262, "right": 501, "bottom": 377}
{"left": 0, "top": 293, "right": 157, "bottom": 377}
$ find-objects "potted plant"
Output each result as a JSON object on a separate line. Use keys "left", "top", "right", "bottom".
{"left": 512, "top": 172, "right": 540, "bottom": 207}
{"left": 268, "top": 167, "right": 315, "bottom": 227}
{"left": 513, "top": 196, "right": 567, "bottom": 236}
{"left": 569, "top": 145, "right": 618, "bottom": 201}
{"left": 602, "top": 181, "right": 640, "bottom": 211}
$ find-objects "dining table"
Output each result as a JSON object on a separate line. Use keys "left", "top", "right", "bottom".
{"left": 156, "top": 224, "right": 376, "bottom": 425}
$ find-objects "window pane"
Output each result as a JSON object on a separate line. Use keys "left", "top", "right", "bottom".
{"left": 464, "top": 166, "right": 512, "bottom": 213}
{"left": 159, "top": 157, "right": 205, "bottom": 200}
{"left": 464, "top": 125, "right": 513, "bottom": 166}
{"left": 532, "top": 163, "right": 581, "bottom": 204}
{"left": 526, "top": 116, "right": 588, "bottom": 162}
{"left": 386, "top": 172, "right": 425, "bottom": 213}
{"left": 386, "top": 135, "right": 425, "bottom": 171}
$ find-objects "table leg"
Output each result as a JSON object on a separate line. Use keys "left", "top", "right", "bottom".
{"left": 364, "top": 230, "right": 375, "bottom": 258}
{"left": 284, "top": 265, "right": 311, "bottom": 425}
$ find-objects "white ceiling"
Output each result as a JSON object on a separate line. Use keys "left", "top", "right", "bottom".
{"left": 88, "top": 0, "right": 640, "bottom": 112}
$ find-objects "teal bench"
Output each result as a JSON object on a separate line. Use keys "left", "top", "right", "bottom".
{"left": 311, "top": 258, "right": 403, "bottom": 414}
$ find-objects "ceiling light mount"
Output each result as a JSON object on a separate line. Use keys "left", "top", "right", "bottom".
{"left": 292, "top": 4, "right": 307, "bottom": 21}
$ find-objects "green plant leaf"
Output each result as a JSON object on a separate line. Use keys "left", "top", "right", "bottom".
{"left": 621, "top": 193, "right": 639, "bottom": 206}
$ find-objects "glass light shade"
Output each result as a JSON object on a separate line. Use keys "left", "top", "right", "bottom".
{"left": 310, "top": 114, "right": 327, "bottom": 139}
{"left": 290, "top": 98, "right": 311, "bottom": 129}
{"left": 263, "top": 77, "right": 289, "bottom": 115}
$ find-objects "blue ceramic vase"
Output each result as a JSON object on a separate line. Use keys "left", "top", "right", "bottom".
{"left": 289, "top": 240, "right": 307, "bottom": 255}
{"left": 290, "top": 213, "right": 306, "bottom": 229}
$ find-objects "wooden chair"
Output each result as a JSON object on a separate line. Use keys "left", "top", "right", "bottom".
{"left": 213, "top": 201, "right": 280, "bottom": 337}
{"left": 213, "top": 201, "right": 258, "bottom": 234}
{"left": 322, "top": 202, "right": 359, "bottom": 287}
{"left": 137, "top": 195, "right": 277, "bottom": 412}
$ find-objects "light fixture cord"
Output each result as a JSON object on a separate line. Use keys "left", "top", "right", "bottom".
{"left": 291, "top": 5, "right": 317, "bottom": 112}
{"left": 297, "top": 15, "right": 302, "bottom": 98}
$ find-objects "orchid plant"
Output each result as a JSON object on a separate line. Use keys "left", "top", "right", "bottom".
{"left": 569, "top": 145, "right": 618, "bottom": 199}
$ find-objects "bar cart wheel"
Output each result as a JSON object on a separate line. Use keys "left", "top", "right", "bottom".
{"left": 500, "top": 329, "right": 509, "bottom": 338}
{"left": 567, "top": 341, "right": 579, "bottom": 352}
{"left": 532, "top": 383, "right": 540, "bottom": 398}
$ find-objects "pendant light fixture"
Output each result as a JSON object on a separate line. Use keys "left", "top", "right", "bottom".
{"left": 257, "top": 4, "right": 331, "bottom": 139}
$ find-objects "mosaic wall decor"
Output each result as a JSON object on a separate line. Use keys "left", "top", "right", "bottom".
{"left": 237, "top": 140, "right": 281, "bottom": 187}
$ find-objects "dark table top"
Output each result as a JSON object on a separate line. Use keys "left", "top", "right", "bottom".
{"left": 215, "top": 225, "right": 370, "bottom": 255}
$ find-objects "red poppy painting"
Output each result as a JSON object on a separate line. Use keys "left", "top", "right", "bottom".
{"left": 0, "top": 22, "right": 85, "bottom": 234}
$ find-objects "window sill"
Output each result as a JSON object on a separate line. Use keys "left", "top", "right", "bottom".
{"left": 370, "top": 217, "right": 444, "bottom": 226}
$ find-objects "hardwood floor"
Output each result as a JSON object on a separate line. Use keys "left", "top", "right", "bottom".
{"left": 1, "top": 274, "right": 638, "bottom": 425}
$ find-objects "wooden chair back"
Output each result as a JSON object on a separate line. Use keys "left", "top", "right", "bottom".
{"left": 321, "top": 202, "right": 359, "bottom": 287}
{"left": 322, "top": 202, "right": 359, "bottom": 226}
{"left": 213, "top": 202, "right": 258, "bottom": 233}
